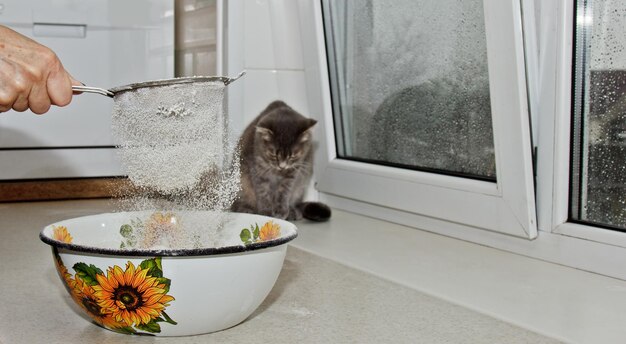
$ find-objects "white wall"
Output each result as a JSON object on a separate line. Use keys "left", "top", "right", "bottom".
{"left": 225, "top": 0, "right": 310, "bottom": 135}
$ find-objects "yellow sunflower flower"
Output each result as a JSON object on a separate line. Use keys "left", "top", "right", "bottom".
{"left": 145, "top": 212, "right": 178, "bottom": 231}
{"left": 259, "top": 221, "right": 281, "bottom": 241}
{"left": 92, "top": 261, "right": 175, "bottom": 326}
{"left": 71, "top": 276, "right": 127, "bottom": 329}
{"left": 52, "top": 225, "right": 73, "bottom": 243}
{"left": 54, "top": 257, "right": 75, "bottom": 291}
{"left": 141, "top": 212, "right": 180, "bottom": 248}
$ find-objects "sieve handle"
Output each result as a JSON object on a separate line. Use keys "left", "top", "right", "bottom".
{"left": 72, "top": 85, "right": 114, "bottom": 98}
{"left": 224, "top": 71, "right": 246, "bottom": 86}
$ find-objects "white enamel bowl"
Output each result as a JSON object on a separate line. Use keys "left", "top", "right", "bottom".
{"left": 40, "top": 211, "right": 297, "bottom": 337}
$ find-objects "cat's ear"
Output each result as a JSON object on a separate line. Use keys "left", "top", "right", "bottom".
{"left": 299, "top": 120, "right": 317, "bottom": 143}
{"left": 299, "top": 131, "right": 312, "bottom": 143}
{"left": 255, "top": 126, "right": 273, "bottom": 142}
{"left": 306, "top": 118, "right": 318, "bottom": 129}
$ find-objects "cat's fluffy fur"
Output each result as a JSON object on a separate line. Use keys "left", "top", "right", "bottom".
{"left": 231, "top": 100, "right": 331, "bottom": 221}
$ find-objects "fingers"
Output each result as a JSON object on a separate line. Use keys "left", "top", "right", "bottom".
{"left": 9, "top": 64, "right": 76, "bottom": 114}
{"left": 9, "top": 72, "right": 31, "bottom": 112}
{"left": 28, "top": 80, "right": 51, "bottom": 115}
{"left": 0, "top": 91, "right": 16, "bottom": 113}
{"left": 69, "top": 75, "right": 82, "bottom": 86}
{"left": 0, "top": 102, "right": 12, "bottom": 113}
{"left": 70, "top": 74, "right": 83, "bottom": 95}
{"left": 47, "top": 62, "right": 73, "bottom": 107}
{"left": 0, "top": 58, "right": 19, "bottom": 112}
{"left": 0, "top": 25, "right": 76, "bottom": 114}
{"left": 12, "top": 92, "right": 30, "bottom": 112}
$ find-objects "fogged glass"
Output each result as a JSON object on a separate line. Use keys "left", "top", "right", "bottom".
{"left": 571, "top": 0, "right": 626, "bottom": 230}
{"left": 322, "top": 0, "right": 496, "bottom": 180}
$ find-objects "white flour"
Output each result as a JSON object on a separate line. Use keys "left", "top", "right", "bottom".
{"left": 110, "top": 78, "right": 241, "bottom": 249}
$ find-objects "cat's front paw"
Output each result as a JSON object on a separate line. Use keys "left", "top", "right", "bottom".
{"left": 273, "top": 207, "right": 290, "bottom": 220}
{"left": 287, "top": 207, "right": 303, "bottom": 221}
{"left": 257, "top": 208, "right": 276, "bottom": 217}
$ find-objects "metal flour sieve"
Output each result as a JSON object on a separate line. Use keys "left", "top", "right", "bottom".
{"left": 71, "top": 71, "right": 245, "bottom": 98}
{"left": 74, "top": 72, "right": 245, "bottom": 192}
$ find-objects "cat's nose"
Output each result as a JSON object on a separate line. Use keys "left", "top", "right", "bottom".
{"left": 278, "top": 162, "right": 288, "bottom": 170}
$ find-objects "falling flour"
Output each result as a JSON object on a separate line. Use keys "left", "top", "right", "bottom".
{"left": 110, "top": 78, "right": 241, "bottom": 249}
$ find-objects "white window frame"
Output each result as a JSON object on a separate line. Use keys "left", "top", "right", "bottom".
{"left": 299, "top": 0, "right": 537, "bottom": 239}
{"left": 536, "top": 1, "right": 626, "bottom": 249}
{"left": 298, "top": 0, "right": 626, "bottom": 280}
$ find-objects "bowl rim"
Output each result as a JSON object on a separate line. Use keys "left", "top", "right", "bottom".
{"left": 39, "top": 212, "right": 298, "bottom": 257}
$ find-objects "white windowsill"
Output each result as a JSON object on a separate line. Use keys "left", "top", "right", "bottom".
{"left": 291, "top": 209, "right": 626, "bottom": 343}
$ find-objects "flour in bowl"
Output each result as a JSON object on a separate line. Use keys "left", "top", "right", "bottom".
{"left": 110, "top": 78, "right": 241, "bottom": 249}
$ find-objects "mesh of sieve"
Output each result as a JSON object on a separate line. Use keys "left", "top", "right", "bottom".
{"left": 111, "top": 79, "right": 230, "bottom": 193}
{"left": 109, "top": 76, "right": 243, "bottom": 249}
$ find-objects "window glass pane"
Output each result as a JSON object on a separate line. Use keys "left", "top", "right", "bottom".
{"left": 322, "top": 0, "right": 496, "bottom": 180}
{"left": 571, "top": 0, "right": 626, "bottom": 230}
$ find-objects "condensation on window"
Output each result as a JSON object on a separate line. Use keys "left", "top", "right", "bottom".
{"left": 324, "top": 0, "right": 495, "bottom": 180}
{"left": 574, "top": 0, "right": 626, "bottom": 229}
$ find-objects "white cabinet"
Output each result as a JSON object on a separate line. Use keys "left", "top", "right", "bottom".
{"left": 0, "top": 0, "right": 174, "bottom": 180}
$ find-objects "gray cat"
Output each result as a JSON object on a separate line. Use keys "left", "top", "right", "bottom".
{"left": 231, "top": 100, "right": 331, "bottom": 221}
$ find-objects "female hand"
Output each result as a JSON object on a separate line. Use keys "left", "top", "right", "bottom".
{"left": 0, "top": 25, "right": 81, "bottom": 114}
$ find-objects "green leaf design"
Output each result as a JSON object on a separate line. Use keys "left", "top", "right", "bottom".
{"left": 112, "top": 326, "right": 137, "bottom": 334}
{"left": 253, "top": 224, "right": 260, "bottom": 241}
{"left": 156, "top": 277, "right": 171, "bottom": 294}
{"left": 131, "top": 218, "right": 144, "bottom": 229}
{"left": 240, "top": 228, "right": 251, "bottom": 243}
{"left": 120, "top": 224, "right": 138, "bottom": 248}
{"left": 120, "top": 238, "right": 137, "bottom": 249}
{"left": 155, "top": 257, "right": 163, "bottom": 272}
{"left": 120, "top": 224, "right": 134, "bottom": 238}
{"left": 136, "top": 320, "right": 161, "bottom": 333}
{"left": 161, "top": 311, "right": 178, "bottom": 325}
{"left": 73, "top": 263, "right": 104, "bottom": 286}
{"left": 139, "top": 258, "right": 163, "bottom": 278}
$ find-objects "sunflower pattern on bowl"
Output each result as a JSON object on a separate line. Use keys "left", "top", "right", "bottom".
{"left": 239, "top": 220, "right": 281, "bottom": 245}
{"left": 119, "top": 212, "right": 183, "bottom": 249}
{"left": 52, "top": 229, "right": 177, "bottom": 336}
{"left": 42, "top": 211, "right": 297, "bottom": 336}
{"left": 52, "top": 225, "right": 73, "bottom": 243}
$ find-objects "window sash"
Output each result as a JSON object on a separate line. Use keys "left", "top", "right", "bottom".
{"left": 301, "top": 0, "right": 538, "bottom": 238}
{"left": 536, "top": 0, "right": 626, "bottom": 248}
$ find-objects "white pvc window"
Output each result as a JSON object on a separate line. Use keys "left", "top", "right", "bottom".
{"left": 302, "top": 0, "right": 537, "bottom": 238}
{"left": 537, "top": 0, "right": 626, "bottom": 251}
{"left": 570, "top": 0, "right": 626, "bottom": 232}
